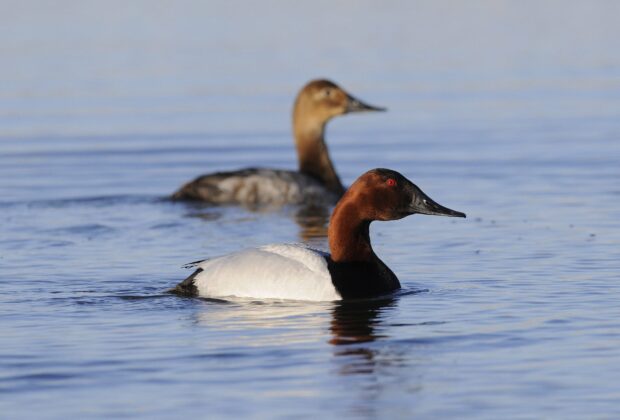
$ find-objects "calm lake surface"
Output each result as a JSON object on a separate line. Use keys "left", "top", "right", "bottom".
{"left": 1, "top": 2, "right": 620, "bottom": 418}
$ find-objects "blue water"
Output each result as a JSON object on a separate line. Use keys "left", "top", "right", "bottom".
{"left": 2, "top": 2, "right": 620, "bottom": 418}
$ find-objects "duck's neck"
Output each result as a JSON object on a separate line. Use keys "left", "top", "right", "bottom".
{"left": 328, "top": 199, "right": 375, "bottom": 262}
{"left": 293, "top": 118, "right": 345, "bottom": 195}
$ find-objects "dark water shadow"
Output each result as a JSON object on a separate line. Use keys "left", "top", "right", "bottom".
{"left": 329, "top": 288, "right": 427, "bottom": 346}
{"left": 294, "top": 204, "right": 330, "bottom": 240}
{"left": 329, "top": 295, "right": 399, "bottom": 346}
{"left": 169, "top": 198, "right": 281, "bottom": 223}
{"left": 170, "top": 197, "right": 332, "bottom": 240}
{"left": 328, "top": 288, "right": 429, "bottom": 385}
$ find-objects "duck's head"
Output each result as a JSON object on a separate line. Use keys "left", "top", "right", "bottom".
{"left": 293, "top": 79, "right": 385, "bottom": 125}
{"left": 348, "top": 168, "right": 466, "bottom": 221}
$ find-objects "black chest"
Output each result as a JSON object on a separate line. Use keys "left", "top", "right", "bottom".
{"left": 326, "top": 257, "right": 401, "bottom": 299}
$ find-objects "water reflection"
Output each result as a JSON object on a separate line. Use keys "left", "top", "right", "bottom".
{"left": 185, "top": 210, "right": 223, "bottom": 221}
{"left": 329, "top": 296, "right": 397, "bottom": 345}
{"left": 329, "top": 296, "right": 413, "bottom": 417}
{"left": 190, "top": 298, "right": 332, "bottom": 347}
{"left": 176, "top": 200, "right": 331, "bottom": 240}
{"left": 175, "top": 200, "right": 224, "bottom": 221}
{"left": 294, "top": 204, "right": 330, "bottom": 240}
{"left": 187, "top": 294, "right": 398, "bottom": 351}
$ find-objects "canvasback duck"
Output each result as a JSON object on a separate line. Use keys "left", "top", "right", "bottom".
{"left": 171, "top": 79, "right": 384, "bottom": 206}
{"left": 172, "top": 168, "right": 466, "bottom": 301}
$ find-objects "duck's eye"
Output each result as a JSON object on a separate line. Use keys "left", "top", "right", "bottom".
{"left": 386, "top": 178, "right": 397, "bottom": 187}
{"left": 324, "top": 89, "right": 331, "bottom": 97}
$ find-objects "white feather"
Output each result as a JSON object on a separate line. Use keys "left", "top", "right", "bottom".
{"left": 192, "top": 244, "right": 341, "bottom": 301}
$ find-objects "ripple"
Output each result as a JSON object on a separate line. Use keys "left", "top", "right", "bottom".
{"left": 46, "top": 223, "right": 115, "bottom": 236}
{"left": 0, "top": 194, "right": 160, "bottom": 209}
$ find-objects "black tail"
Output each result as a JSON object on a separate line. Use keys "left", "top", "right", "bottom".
{"left": 169, "top": 268, "right": 203, "bottom": 297}
{"left": 182, "top": 259, "right": 208, "bottom": 269}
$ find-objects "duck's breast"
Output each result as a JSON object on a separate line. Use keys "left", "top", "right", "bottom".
{"left": 192, "top": 244, "right": 341, "bottom": 301}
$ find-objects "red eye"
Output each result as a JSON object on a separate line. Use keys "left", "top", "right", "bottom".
{"left": 386, "top": 178, "right": 396, "bottom": 187}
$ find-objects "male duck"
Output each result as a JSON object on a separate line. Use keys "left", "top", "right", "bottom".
{"left": 173, "top": 168, "right": 466, "bottom": 301}
{"left": 171, "top": 79, "right": 384, "bottom": 206}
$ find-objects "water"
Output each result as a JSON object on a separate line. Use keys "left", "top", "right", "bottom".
{"left": 2, "top": 1, "right": 620, "bottom": 418}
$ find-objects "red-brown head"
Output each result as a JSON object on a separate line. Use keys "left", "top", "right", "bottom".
{"left": 339, "top": 168, "right": 466, "bottom": 222}
{"left": 328, "top": 169, "right": 465, "bottom": 262}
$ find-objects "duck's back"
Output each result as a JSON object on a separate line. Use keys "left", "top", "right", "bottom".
{"left": 178, "top": 244, "right": 341, "bottom": 301}
{"left": 171, "top": 168, "right": 339, "bottom": 206}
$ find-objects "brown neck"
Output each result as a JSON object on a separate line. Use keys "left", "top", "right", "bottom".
{"left": 328, "top": 198, "right": 375, "bottom": 262}
{"left": 293, "top": 117, "right": 345, "bottom": 195}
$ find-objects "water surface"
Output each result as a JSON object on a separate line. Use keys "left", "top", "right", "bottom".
{"left": 1, "top": 2, "right": 620, "bottom": 418}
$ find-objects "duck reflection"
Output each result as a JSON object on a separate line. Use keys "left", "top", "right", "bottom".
{"left": 294, "top": 204, "right": 330, "bottom": 240}
{"left": 177, "top": 200, "right": 331, "bottom": 242}
{"left": 186, "top": 294, "right": 398, "bottom": 351}
{"left": 176, "top": 200, "right": 224, "bottom": 221}
{"left": 328, "top": 296, "right": 410, "bottom": 382}
{"left": 329, "top": 296, "right": 397, "bottom": 345}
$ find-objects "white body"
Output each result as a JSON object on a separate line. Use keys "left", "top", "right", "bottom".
{"left": 192, "top": 244, "right": 341, "bottom": 301}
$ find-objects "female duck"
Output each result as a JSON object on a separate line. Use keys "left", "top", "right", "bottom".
{"left": 171, "top": 80, "right": 384, "bottom": 206}
{"left": 173, "top": 168, "right": 466, "bottom": 301}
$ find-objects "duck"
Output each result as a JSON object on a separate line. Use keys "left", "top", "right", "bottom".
{"left": 171, "top": 79, "right": 385, "bottom": 206}
{"left": 172, "top": 168, "right": 466, "bottom": 301}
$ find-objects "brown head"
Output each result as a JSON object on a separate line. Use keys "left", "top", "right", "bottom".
{"left": 329, "top": 168, "right": 465, "bottom": 262}
{"left": 293, "top": 79, "right": 385, "bottom": 128}
{"left": 292, "top": 80, "right": 385, "bottom": 195}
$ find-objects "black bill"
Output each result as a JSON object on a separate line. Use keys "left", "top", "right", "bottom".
{"left": 346, "top": 94, "right": 386, "bottom": 113}
{"left": 408, "top": 185, "right": 466, "bottom": 218}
